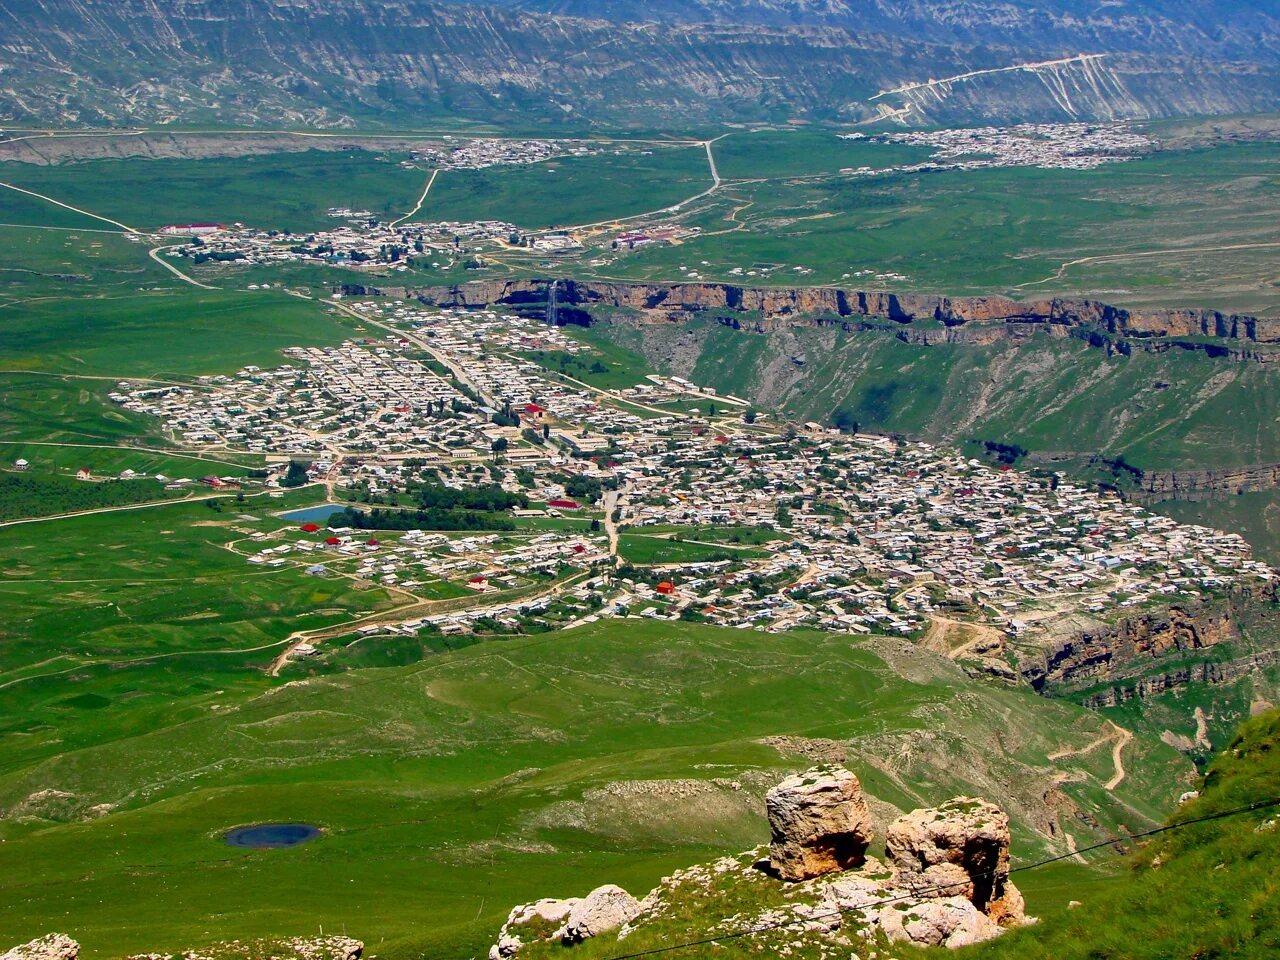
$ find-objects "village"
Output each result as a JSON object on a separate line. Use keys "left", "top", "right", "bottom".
{"left": 112, "top": 297, "right": 1274, "bottom": 665}
{"left": 843, "top": 121, "right": 1151, "bottom": 173}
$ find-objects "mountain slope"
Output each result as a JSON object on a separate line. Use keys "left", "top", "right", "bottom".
{"left": 0, "top": 0, "right": 1277, "bottom": 128}
{"left": 492, "top": 0, "right": 1280, "bottom": 61}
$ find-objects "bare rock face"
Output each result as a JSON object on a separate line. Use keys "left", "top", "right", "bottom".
{"left": 560, "top": 885, "right": 641, "bottom": 943}
{"left": 886, "top": 797, "right": 1024, "bottom": 926}
{"left": 1, "top": 936, "right": 79, "bottom": 960}
{"left": 879, "top": 897, "right": 1001, "bottom": 949}
{"left": 766, "top": 766, "right": 874, "bottom": 881}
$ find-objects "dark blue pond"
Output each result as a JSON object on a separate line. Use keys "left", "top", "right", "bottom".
{"left": 224, "top": 823, "right": 321, "bottom": 848}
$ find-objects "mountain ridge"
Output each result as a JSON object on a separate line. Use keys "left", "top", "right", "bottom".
{"left": 1, "top": 0, "right": 1277, "bottom": 128}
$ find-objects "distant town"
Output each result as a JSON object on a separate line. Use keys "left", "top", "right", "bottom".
{"left": 109, "top": 297, "right": 1273, "bottom": 669}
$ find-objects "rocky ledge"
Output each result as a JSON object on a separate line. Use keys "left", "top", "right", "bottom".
{"left": 489, "top": 766, "right": 1032, "bottom": 957}
{"left": 339, "top": 279, "right": 1280, "bottom": 344}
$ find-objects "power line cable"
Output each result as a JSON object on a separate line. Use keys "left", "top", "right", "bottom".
{"left": 600, "top": 795, "right": 1280, "bottom": 960}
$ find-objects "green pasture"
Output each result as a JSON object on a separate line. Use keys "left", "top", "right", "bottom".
{"left": 0, "top": 151, "right": 428, "bottom": 232}
{"left": 0, "top": 618, "right": 1179, "bottom": 959}
{"left": 421, "top": 143, "right": 712, "bottom": 229}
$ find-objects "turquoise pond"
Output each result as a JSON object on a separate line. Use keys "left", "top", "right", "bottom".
{"left": 277, "top": 504, "right": 350, "bottom": 524}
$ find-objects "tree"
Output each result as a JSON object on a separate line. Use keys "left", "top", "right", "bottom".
{"left": 744, "top": 407, "right": 758, "bottom": 424}
{"left": 832, "top": 407, "right": 860, "bottom": 434}
{"left": 491, "top": 437, "right": 509, "bottom": 454}
{"left": 280, "top": 461, "right": 310, "bottom": 488}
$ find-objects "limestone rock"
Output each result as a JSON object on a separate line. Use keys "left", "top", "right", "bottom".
{"left": 765, "top": 766, "right": 874, "bottom": 881}
{"left": 508, "top": 898, "right": 579, "bottom": 929}
{"left": 886, "top": 797, "right": 1013, "bottom": 915}
{"left": 879, "top": 897, "right": 1000, "bottom": 949}
{"left": 560, "top": 885, "right": 641, "bottom": 943}
{"left": 1, "top": 936, "right": 79, "bottom": 960}
{"left": 489, "top": 896, "right": 580, "bottom": 959}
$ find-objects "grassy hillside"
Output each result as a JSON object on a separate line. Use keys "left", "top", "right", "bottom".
{"left": 510, "top": 708, "right": 1280, "bottom": 960}
{"left": 0, "top": 617, "right": 1187, "bottom": 959}
{"left": 981, "top": 707, "right": 1280, "bottom": 960}
{"left": 589, "top": 320, "right": 1280, "bottom": 473}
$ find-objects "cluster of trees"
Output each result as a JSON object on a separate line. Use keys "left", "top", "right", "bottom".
{"left": 981, "top": 440, "right": 1029, "bottom": 465}
{"left": 404, "top": 480, "right": 527, "bottom": 513}
{"left": 0, "top": 472, "right": 166, "bottom": 521}
{"left": 280, "top": 461, "right": 311, "bottom": 488}
{"left": 189, "top": 250, "right": 245, "bottom": 265}
{"left": 334, "top": 506, "right": 515, "bottom": 532}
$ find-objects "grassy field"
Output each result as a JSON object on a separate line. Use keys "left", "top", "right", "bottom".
{"left": 0, "top": 618, "right": 1184, "bottom": 959}
{"left": 0, "top": 488, "right": 399, "bottom": 767}
{"left": 0, "top": 142, "right": 713, "bottom": 235}
{"left": 0, "top": 151, "right": 428, "bottom": 232}
{"left": 595, "top": 138, "right": 1280, "bottom": 316}
{"left": 418, "top": 143, "right": 711, "bottom": 230}
{"left": 1, "top": 289, "right": 360, "bottom": 378}
{"left": 618, "top": 532, "right": 767, "bottom": 565}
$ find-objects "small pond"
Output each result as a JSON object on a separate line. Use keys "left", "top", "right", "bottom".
{"left": 277, "top": 504, "right": 350, "bottom": 524}
{"left": 224, "top": 823, "right": 321, "bottom": 849}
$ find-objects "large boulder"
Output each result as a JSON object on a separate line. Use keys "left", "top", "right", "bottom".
{"left": 489, "top": 897, "right": 579, "bottom": 959}
{"left": 885, "top": 797, "right": 1025, "bottom": 926}
{"left": 765, "top": 766, "right": 874, "bottom": 881}
{"left": 879, "top": 897, "right": 1001, "bottom": 949}
{"left": 1, "top": 936, "right": 78, "bottom": 960}
{"left": 560, "top": 885, "right": 641, "bottom": 943}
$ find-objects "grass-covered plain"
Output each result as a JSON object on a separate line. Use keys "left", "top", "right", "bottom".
{"left": 0, "top": 618, "right": 1184, "bottom": 960}
{"left": 0, "top": 488, "right": 399, "bottom": 765}
{"left": 0, "top": 152, "right": 428, "bottom": 232}
{"left": 600, "top": 137, "right": 1280, "bottom": 316}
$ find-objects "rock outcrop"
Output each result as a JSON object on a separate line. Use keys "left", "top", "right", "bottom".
{"left": 765, "top": 766, "right": 874, "bottom": 881}
{"left": 489, "top": 885, "right": 639, "bottom": 959}
{"left": 343, "top": 279, "right": 1280, "bottom": 344}
{"left": 878, "top": 896, "right": 1001, "bottom": 948}
{"left": 1, "top": 936, "right": 78, "bottom": 960}
{"left": 561, "top": 885, "right": 641, "bottom": 943}
{"left": 885, "top": 797, "right": 1024, "bottom": 925}
{"left": 490, "top": 772, "right": 1034, "bottom": 956}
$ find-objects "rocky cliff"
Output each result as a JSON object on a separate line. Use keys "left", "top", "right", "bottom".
{"left": 344, "top": 279, "right": 1280, "bottom": 344}
{"left": 1021, "top": 588, "right": 1279, "bottom": 699}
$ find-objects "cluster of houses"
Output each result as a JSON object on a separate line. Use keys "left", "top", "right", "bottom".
{"left": 244, "top": 526, "right": 610, "bottom": 608}
{"left": 843, "top": 121, "right": 1150, "bottom": 173}
{"left": 406, "top": 138, "right": 602, "bottom": 171}
{"left": 114, "top": 341, "right": 466, "bottom": 455}
{"left": 116, "top": 296, "right": 1275, "bottom": 653}
{"left": 605, "top": 429, "right": 1270, "bottom": 636}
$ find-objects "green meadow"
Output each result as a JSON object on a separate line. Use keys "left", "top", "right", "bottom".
{"left": 0, "top": 152, "right": 428, "bottom": 232}
{"left": 0, "top": 613, "right": 1182, "bottom": 959}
